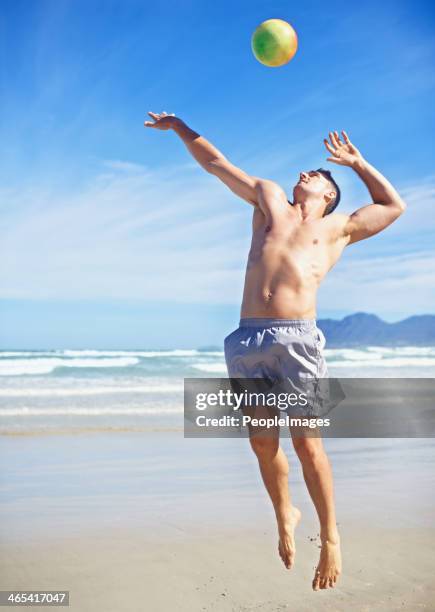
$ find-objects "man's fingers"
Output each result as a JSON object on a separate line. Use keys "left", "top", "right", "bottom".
{"left": 342, "top": 130, "right": 351, "bottom": 144}
{"left": 330, "top": 131, "right": 340, "bottom": 148}
{"left": 148, "top": 111, "right": 160, "bottom": 120}
{"left": 324, "top": 139, "right": 335, "bottom": 154}
{"left": 144, "top": 121, "right": 156, "bottom": 127}
{"left": 334, "top": 130, "right": 343, "bottom": 145}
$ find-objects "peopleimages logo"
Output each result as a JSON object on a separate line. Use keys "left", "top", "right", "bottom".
{"left": 195, "top": 389, "right": 308, "bottom": 411}
{"left": 196, "top": 414, "right": 331, "bottom": 429}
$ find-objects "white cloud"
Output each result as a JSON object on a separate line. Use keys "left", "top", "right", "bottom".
{"left": 320, "top": 250, "right": 435, "bottom": 315}
{"left": 1, "top": 162, "right": 434, "bottom": 314}
{"left": 394, "top": 175, "right": 435, "bottom": 232}
{"left": 102, "top": 160, "right": 149, "bottom": 174}
{"left": 0, "top": 161, "right": 250, "bottom": 301}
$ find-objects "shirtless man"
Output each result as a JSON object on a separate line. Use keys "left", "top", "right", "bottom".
{"left": 144, "top": 111, "right": 406, "bottom": 590}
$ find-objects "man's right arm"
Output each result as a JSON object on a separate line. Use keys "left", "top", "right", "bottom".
{"left": 144, "top": 112, "right": 288, "bottom": 211}
{"left": 174, "top": 119, "right": 259, "bottom": 205}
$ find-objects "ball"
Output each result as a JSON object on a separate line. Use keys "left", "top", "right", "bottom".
{"left": 251, "top": 19, "right": 298, "bottom": 67}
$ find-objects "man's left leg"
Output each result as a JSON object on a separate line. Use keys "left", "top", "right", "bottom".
{"left": 291, "top": 432, "right": 342, "bottom": 590}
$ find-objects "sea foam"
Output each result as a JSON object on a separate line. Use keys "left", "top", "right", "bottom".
{"left": 0, "top": 357, "right": 140, "bottom": 376}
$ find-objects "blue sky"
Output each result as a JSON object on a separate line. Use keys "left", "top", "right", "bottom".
{"left": 1, "top": 0, "right": 434, "bottom": 348}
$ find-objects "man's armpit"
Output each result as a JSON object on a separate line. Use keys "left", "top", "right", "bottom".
{"left": 323, "top": 213, "right": 351, "bottom": 244}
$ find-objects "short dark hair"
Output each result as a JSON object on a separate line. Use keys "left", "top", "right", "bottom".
{"left": 316, "top": 168, "right": 341, "bottom": 215}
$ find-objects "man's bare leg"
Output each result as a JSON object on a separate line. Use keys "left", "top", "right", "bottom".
{"left": 291, "top": 431, "right": 342, "bottom": 589}
{"left": 248, "top": 408, "right": 301, "bottom": 570}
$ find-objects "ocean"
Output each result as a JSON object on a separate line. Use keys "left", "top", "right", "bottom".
{"left": 1, "top": 345, "right": 435, "bottom": 434}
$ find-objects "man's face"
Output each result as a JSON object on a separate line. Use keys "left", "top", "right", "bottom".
{"left": 293, "top": 170, "right": 334, "bottom": 204}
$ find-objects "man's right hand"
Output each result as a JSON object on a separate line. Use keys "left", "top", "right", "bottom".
{"left": 144, "top": 111, "right": 180, "bottom": 130}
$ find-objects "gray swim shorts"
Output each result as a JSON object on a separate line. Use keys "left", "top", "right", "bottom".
{"left": 224, "top": 318, "right": 333, "bottom": 417}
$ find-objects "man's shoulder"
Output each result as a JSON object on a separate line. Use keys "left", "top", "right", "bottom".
{"left": 256, "top": 178, "right": 288, "bottom": 197}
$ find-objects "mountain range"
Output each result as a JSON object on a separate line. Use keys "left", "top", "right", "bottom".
{"left": 317, "top": 312, "right": 435, "bottom": 347}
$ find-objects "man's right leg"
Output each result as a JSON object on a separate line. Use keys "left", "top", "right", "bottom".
{"left": 248, "top": 407, "right": 301, "bottom": 570}
{"left": 291, "top": 430, "right": 342, "bottom": 590}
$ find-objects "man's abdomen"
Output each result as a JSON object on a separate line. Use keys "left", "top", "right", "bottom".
{"left": 240, "top": 278, "right": 318, "bottom": 319}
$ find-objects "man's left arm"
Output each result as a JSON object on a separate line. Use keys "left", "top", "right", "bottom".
{"left": 325, "top": 131, "right": 407, "bottom": 245}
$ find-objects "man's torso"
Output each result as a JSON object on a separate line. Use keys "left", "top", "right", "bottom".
{"left": 241, "top": 204, "right": 348, "bottom": 319}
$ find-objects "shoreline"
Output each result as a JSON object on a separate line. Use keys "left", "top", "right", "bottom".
{"left": 0, "top": 426, "right": 184, "bottom": 436}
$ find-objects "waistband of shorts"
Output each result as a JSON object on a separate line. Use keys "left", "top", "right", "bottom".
{"left": 239, "top": 317, "right": 317, "bottom": 330}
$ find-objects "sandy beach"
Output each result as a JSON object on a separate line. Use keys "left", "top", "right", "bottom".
{"left": 1, "top": 432, "right": 434, "bottom": 611}
{"left": 2, "top": 523, "right": 434, "bottom": 611}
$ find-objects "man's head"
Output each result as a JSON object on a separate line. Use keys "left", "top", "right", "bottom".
{"left": 292, "top": 168, "right": 341, "bottom": 216}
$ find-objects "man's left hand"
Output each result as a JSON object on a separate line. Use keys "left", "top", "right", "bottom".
{"left": 324, "top": 131, "right": 364, "bottom": 168}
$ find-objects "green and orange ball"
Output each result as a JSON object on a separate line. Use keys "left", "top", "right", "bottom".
{"left": 251, "top": 19, "right": 298, "bottom": 67}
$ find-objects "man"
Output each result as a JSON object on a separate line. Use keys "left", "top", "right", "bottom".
{"left": 144, "top": 111, "right": 406, "bottom": 590}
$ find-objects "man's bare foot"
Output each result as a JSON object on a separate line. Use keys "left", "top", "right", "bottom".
{"left": 312, "top": 534, "right": 342, "bottom": 590}
{"left": 277, "top": 506, "right": 301, "bottom": 570}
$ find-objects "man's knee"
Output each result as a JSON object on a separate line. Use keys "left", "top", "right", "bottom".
{"left": 249, "top": 433, "right": 279, "bottom": 458}
{"left": 292, "top": 436, "right": 324, "bottom": 465}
